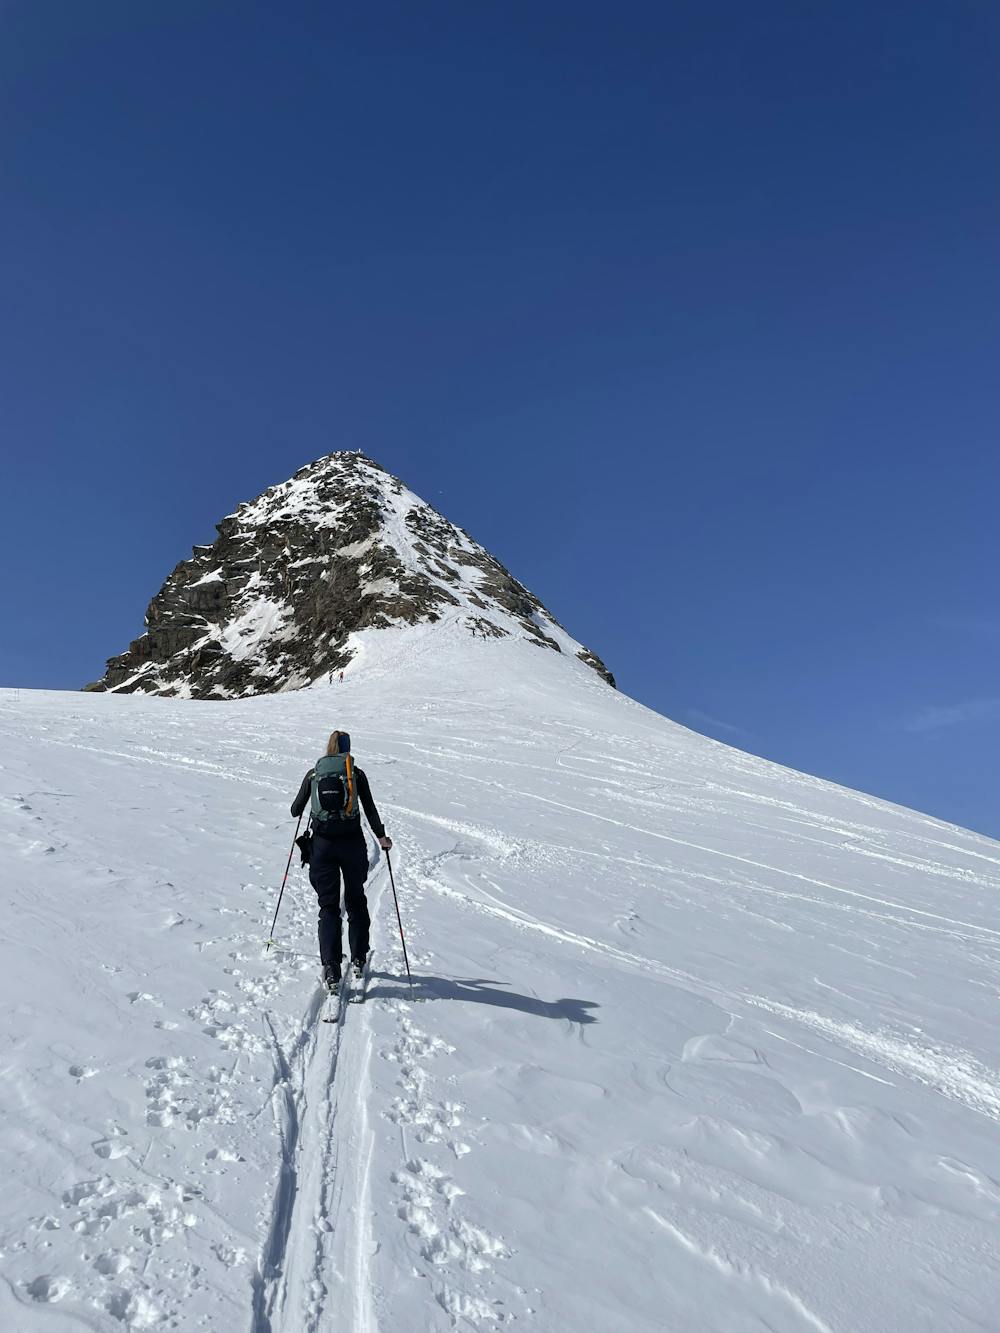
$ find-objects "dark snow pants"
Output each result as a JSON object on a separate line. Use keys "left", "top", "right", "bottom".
{"left": 308, "top": 831, "right": 371, "bottom": 972}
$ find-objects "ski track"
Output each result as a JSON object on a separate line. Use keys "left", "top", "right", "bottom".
{"left": 251, "top": 875, "right": 382, "bottom": 1333}
{"left": 249, "top": 847, "right": 511, "bottom": 1333}
{"left": 401, "top": 760, "right": 1000, "bottom": 941}
{"left": 645, "top": 1208, "right": 836, "bottom": 1333}
{"left": 412, "top": 845, "right": 1000, "bottom": 1128}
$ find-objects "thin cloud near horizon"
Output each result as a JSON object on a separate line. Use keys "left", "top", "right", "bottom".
{"left": 903, "top": 698, "right": 1000, "bottom": 733}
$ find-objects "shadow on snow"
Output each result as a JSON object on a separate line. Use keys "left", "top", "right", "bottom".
{"left": 366, "top": 971, "right": 599, "bottom": 1025}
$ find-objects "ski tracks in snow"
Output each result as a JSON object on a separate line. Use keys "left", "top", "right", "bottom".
{"left": 251, "top": 853, "right": 513, "bottom": 1333}
{"left": 251, "top": 908, "right": 380, "bottom": 1333}
{"left": 403, "top": 808, "right": 1000, "bottom": 1131}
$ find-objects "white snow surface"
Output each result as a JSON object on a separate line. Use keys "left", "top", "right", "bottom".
{"left": 3, "top": 624, "right": 1000, "bottom": 1332}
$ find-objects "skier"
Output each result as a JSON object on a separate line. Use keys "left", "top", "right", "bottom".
{"left": 290, "top": 730, "right": 392, "bottom": 993}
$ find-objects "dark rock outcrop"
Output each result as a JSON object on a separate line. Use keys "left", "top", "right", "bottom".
{"left": 87, "top": 451, "right": 615, "bottom": 698}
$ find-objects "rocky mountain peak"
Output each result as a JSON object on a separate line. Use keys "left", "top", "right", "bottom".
{"left": 88, "top": 451, "right": 615, "bottom": 698}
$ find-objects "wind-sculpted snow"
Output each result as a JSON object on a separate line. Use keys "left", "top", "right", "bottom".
{"left": 3, "top": 623, "right": 1000, "bottom": 1330}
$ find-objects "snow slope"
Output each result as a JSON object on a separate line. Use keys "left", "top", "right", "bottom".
{"left": 3, "top": 622, "right": 1000, "bottom": 1331}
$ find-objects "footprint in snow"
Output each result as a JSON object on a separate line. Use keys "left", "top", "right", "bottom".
{"left": 92, "top": 1137, "right": 130, "bottom": 1161}
{"left": 26, "top": 1273, "right": 73, "bottom": 1303}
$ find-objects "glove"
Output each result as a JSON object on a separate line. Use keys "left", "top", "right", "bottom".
{"left": 379, "top": 835, "right": 393, "bottom": 851}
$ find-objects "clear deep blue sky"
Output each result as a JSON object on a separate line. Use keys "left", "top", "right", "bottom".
{"left": 2, "top": 2, "right": 998, "bottom": 836}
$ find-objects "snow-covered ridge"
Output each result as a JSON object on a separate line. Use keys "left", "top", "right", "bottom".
{"left": 89, "top": 451, "right": 614, "bottom": 698}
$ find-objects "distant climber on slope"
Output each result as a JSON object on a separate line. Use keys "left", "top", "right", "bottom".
{"left": 290, "top": 730, "right": 392, "bottom": 994}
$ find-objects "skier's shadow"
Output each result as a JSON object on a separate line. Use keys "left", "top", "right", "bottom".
{"left": 366, "top": 972, "right": 599, "bottom": 1025}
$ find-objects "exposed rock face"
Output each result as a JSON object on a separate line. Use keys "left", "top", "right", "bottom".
{"left": 87, "top": 452, "right": 615, "bottom": 699}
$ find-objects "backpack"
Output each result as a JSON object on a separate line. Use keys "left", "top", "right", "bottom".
{"left": 309, "top": 753, "right": 359, "bottom": 826}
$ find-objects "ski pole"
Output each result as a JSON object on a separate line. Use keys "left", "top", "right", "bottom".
{"left": 266, "top": 812, "right": 302, "bottom": 952}
{"left": 386, "top": 850, "right": 413, "bottom": 992}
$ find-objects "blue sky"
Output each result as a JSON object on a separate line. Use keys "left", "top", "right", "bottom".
{"left": 2, "top": 1, "right": 998, "bottom": 837}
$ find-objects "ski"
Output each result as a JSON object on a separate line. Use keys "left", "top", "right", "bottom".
{"left": 321, "top": 974, "right": 346, "bottom": 1023}
{"left": 319, "top": 952, "right": 370, "bottom": 1020}
{"left": 348, "top": 954, "right": 370, "bottom": 1004}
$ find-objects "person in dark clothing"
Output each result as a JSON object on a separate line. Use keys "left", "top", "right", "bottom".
{"left": 290, "top": 729, "right": 391, "bottom": 991}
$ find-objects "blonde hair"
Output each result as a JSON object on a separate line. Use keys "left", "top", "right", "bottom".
{"left": 326, "top": 730, "right": 343, "bottom": 756}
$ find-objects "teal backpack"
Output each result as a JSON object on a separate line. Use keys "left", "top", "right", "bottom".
{"left": 310, "top": 753, "right": 360, "bottom": 826}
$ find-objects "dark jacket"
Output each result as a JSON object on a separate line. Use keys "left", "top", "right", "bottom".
{"left": 290, "top": 765, "right": 386, "bottom": 839}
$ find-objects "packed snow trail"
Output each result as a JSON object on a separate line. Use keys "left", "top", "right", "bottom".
{"left": 251, "top": 881, "right": 382, "bottom": 1333}
{"left": 3, "top": 625, "right": 1000, "bottom": 1330}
